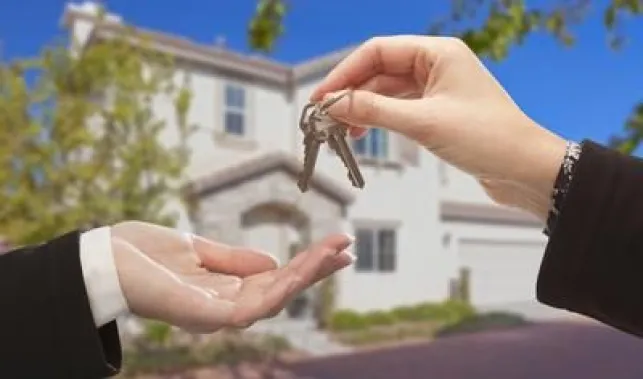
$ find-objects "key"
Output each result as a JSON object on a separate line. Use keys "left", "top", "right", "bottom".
{"left": 297, "top": 130, "right": 323, "bottom": 192}
{"left": 328, "top": 124, "right": 365, "bottom": 189}
{"left": 297, "top": 90, "right": 365, "bottom": 192}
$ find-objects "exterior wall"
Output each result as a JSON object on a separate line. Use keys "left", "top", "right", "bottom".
{"left": 438, "top": 161, "right": 495, "bottom": 204}
{"left": 295, "top": 79, "right": 448, "bottom": 312}
{"left": 442, "top": 221, "right": 547, "bottom": 275}
{"left": 151, "top": 63, "right": 296, "bottom": 231}
{"left": 64, "top": 3, "right": 554, "bottom": 318}
{"left": 442, "top": 221, "right": 547, "bottom": 304}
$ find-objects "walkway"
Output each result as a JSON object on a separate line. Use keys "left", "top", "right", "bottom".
{"left": 249, "top": 318, "right": 352, "bottom": 357}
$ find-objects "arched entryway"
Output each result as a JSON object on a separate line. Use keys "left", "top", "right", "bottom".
{"left": 241, "top": 202, "right": 313, "bottom": 319}
{"left": 185, "top": 152, "right": 355, "bottom": 323}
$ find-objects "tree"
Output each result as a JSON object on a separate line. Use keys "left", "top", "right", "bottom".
{"left": 248, "top": 0, "right": 643, "bottom": 152}
{"left": 0, "top": 14, "right": 195, "bottom": 246}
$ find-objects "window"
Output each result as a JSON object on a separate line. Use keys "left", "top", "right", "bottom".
{"left": 352, "top": 128, "right": 389, "bottom": 159}
{"left": 224, "top": 83, "right": 246, "bottom": 136}
{"left": 354, "top": 226, "right": 397, "bottom": 272}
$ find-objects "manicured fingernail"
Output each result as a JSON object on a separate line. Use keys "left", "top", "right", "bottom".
{"left": 344, "top": 234, "right": 355, "bottom": 245}
{"left": 343, "top": 251, "right": 357, "bottom": 263}
{"left": 183, "top": 232, "right": 195, "bottom": 246}
{"left": 257, "top": 250, "right": 281, "bottom": 267}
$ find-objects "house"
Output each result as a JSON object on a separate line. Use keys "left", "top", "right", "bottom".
{"left": 61, "top": 2, "right": 568, "bottom": 322}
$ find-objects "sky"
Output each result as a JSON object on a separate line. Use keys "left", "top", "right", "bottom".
{"left": 1, "top": 0, "right": 642, "bottom": 148}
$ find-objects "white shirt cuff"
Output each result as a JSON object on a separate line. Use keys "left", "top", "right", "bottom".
{"left": 79, "top": 227, "right": 129, "bottom": 328}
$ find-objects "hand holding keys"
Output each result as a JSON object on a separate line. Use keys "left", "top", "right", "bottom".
{"left": 297, "top": 91, "right": 365, "bottom": 192}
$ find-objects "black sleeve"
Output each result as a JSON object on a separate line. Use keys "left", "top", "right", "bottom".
{"left": 537, "top": 140, "right": 643, "bottom": 338}
{"left": 0, "top": 230, "right": 122, "bottom": 378}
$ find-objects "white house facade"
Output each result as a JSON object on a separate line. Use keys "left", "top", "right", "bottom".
{"left": 62, "top": 2, "right": 574, "bottom": 321}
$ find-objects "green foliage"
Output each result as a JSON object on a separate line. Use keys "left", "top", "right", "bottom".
{"left": 248, "top": 1, "right": 643, "bottom": 58}
{"left": 391, "top": 300, "right": 475, "bottom": 324}
{"left": 314, "top": 275, "right": 337, "bottom": 329}
{"left": 336, "top": 323, "right": 436, "bottom": 346}
{"left": 248, "top": 0, "right": 287, "bottom": 53}
{"left": 248, "top": 0, "right": 643, "bottom": 153}
{"left": 609, "top": 103, "right": 643, "bottom": 154}
{"left": 123, "top": 331, "right": 291, "bottom": 375}
{"left": 329, "top": 300, "right": 475, "bottom": 332}
{"left": 142, "top": 321, "right": 173, "bottom": 347}
{"left": 0, "top": 12, "right": 195, "bottom": 245}
{"left": 434, "top": 311, "right": 531, "bottom": 338}
{"left": 329, "top": 310, "right": 369, "bottom": 331}
{"left": 363, "top": 310, "right": 398, "bottom": 326}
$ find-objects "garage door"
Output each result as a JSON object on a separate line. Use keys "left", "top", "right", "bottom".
{"left": 458, "top": 239, "right": 546, "bottom": 307}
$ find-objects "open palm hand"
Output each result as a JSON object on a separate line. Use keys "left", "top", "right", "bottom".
{"left": 110, "top": 221, "right": 354, "bottom": 333}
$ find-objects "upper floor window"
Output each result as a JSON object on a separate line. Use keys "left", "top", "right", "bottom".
{"left": 352, "top": 128, "right": 389, "bottom": 159}
{"left": 354, "top": 226, "right": 397, "bottom": 273}
{"left": 224, "top": 83, "right": 246, "bottom": 136}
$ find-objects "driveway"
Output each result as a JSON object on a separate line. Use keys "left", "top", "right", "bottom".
{"left": 286, "top": 322, "right": 643, "bottom": 379}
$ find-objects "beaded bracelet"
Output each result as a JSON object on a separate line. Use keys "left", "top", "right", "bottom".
{"left": 543, "top": 141, "right": 582, "bottom": 236}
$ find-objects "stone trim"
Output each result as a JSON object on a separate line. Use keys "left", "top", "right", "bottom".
{"left": 440, "top": 201, "right": 542, "bottom": 227}
{"left": 62, "top": 5, "right": 353, "bottom": 86}
{"left": 183, "top": 152, "right": 355, "bottom": 205}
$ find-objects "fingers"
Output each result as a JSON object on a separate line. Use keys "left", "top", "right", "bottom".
{"left": 358, "top": 74, "right": 420, "bottom": 98}
{"left": 190, "top": 234, "right": 279, "bottom": 277}
{"left": 285, "top": 233, "right": 354, "bottom": 271}
{"left": 251, "top": 234, "right": 355, "bottom": 321}
{"left": 323, "top": 89, "right": 429, "bottom": 136}
{"left": 344, "top": 74, "right": 420, "bottom": 140}
{"left": 313, "top": 249, "right": 355, "bottom": 282}
{"left": 310, "top": 35, "right": 437, "bottom": 101}
{"left": 349, "top": 127, "right": 368, "bottom": 139}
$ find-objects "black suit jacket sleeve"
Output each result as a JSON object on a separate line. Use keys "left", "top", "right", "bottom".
{"left": 0, "top": 230, "right": 122, "bottom": 378}
{"left": 537, "top": 140, "right": 643, "bottom": 337}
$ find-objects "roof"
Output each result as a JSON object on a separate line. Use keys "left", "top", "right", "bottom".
{"left": 183, "top": 151, "right": 356, "bottom": 205}
{"left": 60, "top": 2, "right": 355, "bottom": 86}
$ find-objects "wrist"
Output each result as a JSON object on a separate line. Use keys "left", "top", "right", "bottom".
{"left": 512, "top": 127, "right": 568, "bottom": 221}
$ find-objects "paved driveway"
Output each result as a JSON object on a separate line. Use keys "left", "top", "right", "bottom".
{"left": 287, "top": 322, "right": 643, "bottom": 379}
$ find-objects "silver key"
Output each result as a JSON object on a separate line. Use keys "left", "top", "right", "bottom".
{"left": 297, "top": 91, "right": 365, "bottom": 192}
{"left": 297, "top": 103, "right": 326, "bottom": 192}
{"left": 297, "top": 130, "right": 322, "bottom": 192}
{"left": 327, "top": 124, "right": 365, "bottom": 189}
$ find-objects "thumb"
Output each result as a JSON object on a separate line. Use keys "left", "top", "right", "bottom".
{"left": 324, "top": 89, "right": 427, "bottom": 135}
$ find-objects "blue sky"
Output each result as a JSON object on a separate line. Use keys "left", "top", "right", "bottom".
{"left": 1, "top": 0, "right": 642, "bottom": 147}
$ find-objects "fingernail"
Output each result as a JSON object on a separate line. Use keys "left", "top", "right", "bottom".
{"left": 343, "top": 251, "right": 357, "bottom": 263}
{"left": 257, "top": 250, "right": 281, "bottom": 267}
{"left": 344, "top": 233, "right": 356, "bottom": 245}
{"left": 183, "top": 232, "right": 195, "bottom": 247}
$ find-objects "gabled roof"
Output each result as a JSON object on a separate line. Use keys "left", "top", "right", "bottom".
{"left": 61, "top": 2, "right": 354, "bottom": 86}
{"left": 183, "top": 151, "right": 355, "bottom": 205}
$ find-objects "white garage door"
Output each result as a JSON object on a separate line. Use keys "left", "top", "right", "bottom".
{"left": 459, "top": 239, "right": 546, "bottom": 307}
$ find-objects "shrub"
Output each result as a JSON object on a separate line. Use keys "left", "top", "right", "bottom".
{"left": 434, "top": 311, "right": 531, "bottom": 338}
{"left": 315, "top": 276, "right": 336, "bottom": 329}
{"left": 258, "top": 334, "right": 291, "bottom": 355}
{"left": 363, "top": 310, "right": 398, "bottom": 326}
{"left": 142, "top": 321, "right": 173, "bottom": 347}
{"left": 391, "top": 300, "right": 475, "bottom": 323}
{"left": 329, "top": 310, "right": 368, "bottom": 331}
{"left": 123, "top": 331, "right": 292, "bottom": 375}
{"left": 440, "top": 300, "right": 476, "bottom": 323}
{"left": 390, "top": 305, "right": 418, "bottom": 321}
